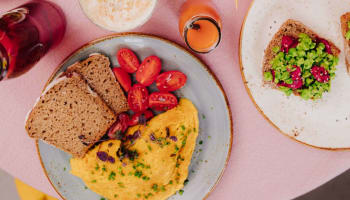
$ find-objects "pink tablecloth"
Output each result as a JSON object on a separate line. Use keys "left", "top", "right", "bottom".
{"left": 1, "top": 0, "right": 350, "bottom": 199}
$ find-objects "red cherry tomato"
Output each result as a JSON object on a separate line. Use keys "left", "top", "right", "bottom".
{"left": 128, "top": 110, "right": 154, "bottom": 126}
{"left": 108, "top": 122, "right": 123, "bottom": 139}
{"left": 112, "top": 67, "right": 131, "bottom": 92}
{"left": 108, "top": 113, "right": 130, "bottom": 139}
{"left": 136, "top": 55, "right": 162, "bottom": 86}
{"left": 117, "top": 48, "right": 140, "bottom": 73}
{"left": 149, "top": 92, "right": 178, "bottom": 111}
{"left": 128, "top": 84, "right": 149, "bottom": 112}
{"left": 118, "top": 113, "right": 130, "bottom": 130}
{"left": 156, "top": 71, "right": 187, "bottom": 92}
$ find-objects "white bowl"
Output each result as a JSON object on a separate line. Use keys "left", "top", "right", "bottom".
{"left": 79, "top": 0, "right": 158, "bottom": 32}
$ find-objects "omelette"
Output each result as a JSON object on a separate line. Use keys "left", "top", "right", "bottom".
{"left": 70, "top": 99, "right": 199, "bottom": 200}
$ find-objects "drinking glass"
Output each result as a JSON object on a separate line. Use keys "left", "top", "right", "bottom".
{"left": 179, "top": 0, "right": 222, "bottom": 54}
{"left": 0, "top": 0, "right": 66, "bottom": 81}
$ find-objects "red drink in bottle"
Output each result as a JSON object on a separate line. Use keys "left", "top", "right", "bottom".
{"left": 0, "top": 0, "right": 66, "bottom": 81}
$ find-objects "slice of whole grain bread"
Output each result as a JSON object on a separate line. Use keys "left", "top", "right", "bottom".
{"left": 67, "top": 54, "right": 128, "bottom": 114}
{"left": 263, "top": 19, "right": 341, "bottom": 84}
{"left": 25, "top": 73, "right": 116, "bottom": 158}
{"left": 341, "top": 13, "right": 350, "bottom": 73}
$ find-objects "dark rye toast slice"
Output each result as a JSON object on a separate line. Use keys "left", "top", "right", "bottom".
{"left": 25, "top": 73, "right": 116, "bottom": 158}
{"left": 341, "top": 13, "right": 350, "bottom": 73}
{"left": 263, "top": 19, "right": 341, "bottom": 87}
{"left": 67, "top": 54, "right": 128, "bottom": 114}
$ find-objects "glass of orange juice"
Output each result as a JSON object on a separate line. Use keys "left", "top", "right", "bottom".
{"left": 179, "top": 0, "right": 222, "bottom": 54}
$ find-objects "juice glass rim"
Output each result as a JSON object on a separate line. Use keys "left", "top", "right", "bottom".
{"left": 183, "top": 16, "right": 222, "bottom": 54}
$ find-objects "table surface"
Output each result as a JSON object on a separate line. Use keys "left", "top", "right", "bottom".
{"left": 1, "top": 0, "right": 350, "bottom": 200}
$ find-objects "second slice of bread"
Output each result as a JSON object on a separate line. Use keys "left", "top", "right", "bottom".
{"left": 67, "top": 54, "right": 128, "bottom": 114}
{"left": 25, "top": 73, "right": 116, "bottom": 157}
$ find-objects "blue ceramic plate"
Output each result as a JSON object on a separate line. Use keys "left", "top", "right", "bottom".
{"left": 36, "top": 33, "right": 232, "bottom": 200}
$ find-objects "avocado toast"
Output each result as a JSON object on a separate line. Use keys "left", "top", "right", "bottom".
{"left": 263, "top": 19, "right": 340, "bottom": 100}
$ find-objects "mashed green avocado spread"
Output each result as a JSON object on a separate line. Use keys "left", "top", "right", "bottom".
{"left": 264, "top": 33, "right": 339, "bottom": 100}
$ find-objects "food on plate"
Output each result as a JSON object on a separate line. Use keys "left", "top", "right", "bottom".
{"left": 128, "top": 84, "right": 150, "bottom": 112}
{"left": 341, "top": 12, "right": 350, "bottom": 73}
{"left": 128, "top": 110, "right": 154, "bottom": 126}
{"left": 25, "top": 73, "right": 116, "bottom": 158}
{"left": 136, "top": 55, "right": 162, "bottom": 86}
{"left": 263, "top": 19, "right": 340, "bottom": 100}
{"left": 117, "top": 48, "right": 140, "bottom": 73}
{"left": 67, "top": 54, "right": 128, "bottom": 114}
{"left": 156, "top": 71, "right": 187, "bottom": 92}
{"left": 70, "top": 99, "right": 199, "bottom": 200}
{"left": 108, "top": 113, "right": 130, "bottom": 139}
{"left": 79, "top": 0, "right": 157, "bottom": 32}
{"left": 117, "top": 48, "right": 183, "bottom": 112}
{"left": 26, "top": 43, "right": 194, "bottom": 198}
{"left": 112, "top": 67, "right": 132, "bottom": 92}
{"left": 149, "top": 92, "right": 178, "bottom": 111}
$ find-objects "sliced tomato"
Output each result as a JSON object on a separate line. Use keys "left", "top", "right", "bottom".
{"left": 156, "top": 71, "right": 187, "bottom": 92}
{"left": 149, "top": 92, "right": 178, "bottom": 111}
{"left": 136, "top": 55, "right": 162, "bottom": 86}
{"left": 108, "top": 113, "right": 130, "bottom": 139}
{"left": 112, "top": 67, "right": 131, "bottom": 92}
{"left": 117, "top": 48, "right": 140, "bottom": 73}
{"left": 108, "top": 122, "right": 123, "bottom": 139}
{"left": 128, "top": 84, "right": 149, "bottom": 112}
{"left": 129, "top": 110, "right": 154, "bottom": 126}
{"left": 118, "top": 113, "right": 130, "bottom": 131}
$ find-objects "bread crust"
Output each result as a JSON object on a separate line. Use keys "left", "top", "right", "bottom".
{"left": 341, "top": 13, "right": 350, "bottom": 73}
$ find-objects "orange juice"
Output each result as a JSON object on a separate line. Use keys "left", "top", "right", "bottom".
{"left": 179, "top": 0, "right": 221, "bottom": 53}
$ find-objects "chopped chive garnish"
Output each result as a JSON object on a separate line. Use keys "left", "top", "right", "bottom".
{"left": 152, "top": 184, "right": 158, "bottom": 192}
{"left": 184, "top": 179, "right": 189, "bottom": 185}
{"left": 134, "top": 170, "right": 143, "bottom": 178}
{"left": 108, "top": 171, "right": 116, "bottom": 180}
{"left": 117, "top": 182, "right": 125, "bottom": 188}
{"left": 181, "top": 125, "right": 185, "bottom": 130}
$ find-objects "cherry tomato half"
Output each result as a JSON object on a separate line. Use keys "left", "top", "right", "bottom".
{"left": 108, "top": 113, "right": 130, "bottom": 139}
{"left": 117, "top": 48, "right": 140, "bottom": 73}
{"left": 149, "top": 92, "right": 178, "bottom": 111}
{"left": 128, "top": 84, "right": 149, "bottom": 112}
{"left": 156, "top": 71, "right": 187, "bottom": 92}
{"left": 128, "top": 110, "right": 154, "bottom": 126}
{"left": 112, "top": 67, "right": 131, "bottom": 92}
{"left": 136, "top": 55, "right": 162, "bottom": 86}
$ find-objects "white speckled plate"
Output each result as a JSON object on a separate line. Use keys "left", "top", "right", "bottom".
{"left": 240, "top": 0, "right": 350, "bottom": 149}
{"left": 36, "top": 33, "right": 233, "bottom": 200}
